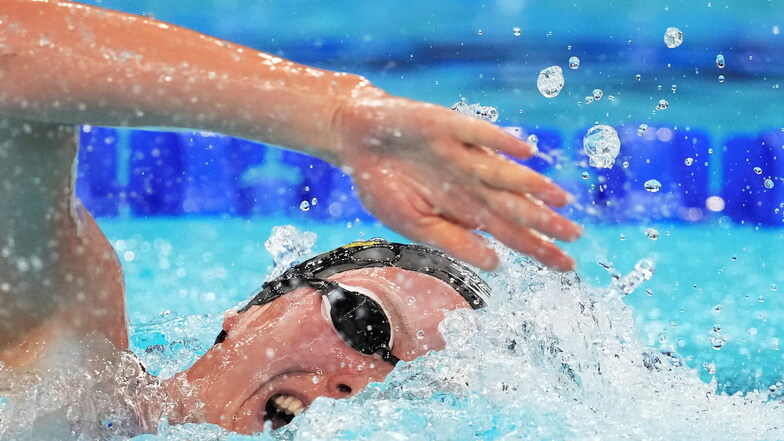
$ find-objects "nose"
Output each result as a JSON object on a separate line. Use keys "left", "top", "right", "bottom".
{"left": 325, "top": 363, "right": 394, "bottom": 397}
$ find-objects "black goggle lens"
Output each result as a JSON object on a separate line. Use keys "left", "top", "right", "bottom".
{"left": 322, "top": 284, "right": 397, "bottom": 364}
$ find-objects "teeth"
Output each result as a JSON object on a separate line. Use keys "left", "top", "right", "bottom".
{"left": 273, "top": 394, "right": 307, "bottom": 416}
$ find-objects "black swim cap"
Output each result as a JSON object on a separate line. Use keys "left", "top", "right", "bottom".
{"left": 238, "top": 239, "right": 491, "bottom": 313}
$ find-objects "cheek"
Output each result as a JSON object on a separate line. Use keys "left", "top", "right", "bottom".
{"left": 232, "top": 394, "right": 267, "bottom": 435}
{"left": 396, "top": 308, "right": 449, "bottom": 361}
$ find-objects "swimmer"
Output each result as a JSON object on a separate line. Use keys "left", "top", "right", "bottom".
{"left": 0, "top": 1, "right": 581, "bottom": 438}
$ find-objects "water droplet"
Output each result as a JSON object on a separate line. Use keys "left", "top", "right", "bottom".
{"left": 657, "top": 84, "right": 663, "bottom": 91}
{"left": 512, "top": 27, "right": 521, "bottom": 36}
{"left": 656, "top": 99, "right": 669, "bottom": 110}
{"left": 622, "top": 161, "right": 630, "bottom": 168}
{"left": 718, "top": 75, "right": 725, "bottom": 83}
{"left": 526, "top": 134, "right": 539, "bottom": 146}
{"left": 477, "top": 29, "right": 483, "bottom": 35}
{"left": 772, "top": 284, "right": 778, "bottom": 291}
{"left": 716, "top": 54, "right": 725, "bottom": 68}
{"left": 311, "top": 375, "right": 320, "bottom": 384}
{"left": 644, "top": 179, "right": 662, "bottom": 192}
{"left": 537, "top": 66, "right": 565, "bottom": 98}
{"left": 684, "top": 157, "right": 694, "bottom": 166}
{"left": 407, "top": 296, "right": 416, "bottom": 305}
{"left": 585, "top": 96, "right": 594, "bottom": 104}
{"left": 311, "top": 197, "right": 318, "bottom": 206}
{"left": 646, "top": 288, "right": 653, "bottom": 296}
{"left": 581, "top": 171, "right": 590, "bottom": 179}
{"left": 759, "top": 295, "right": 766, "bottom": 303}
{"left": 583, "top": 125, "right": 621, "bottom": 169}
{"left": 568, "top": 56, "right": 580, "bottom": 69}
{"left": 645, "top": 228, "right": 659, "bottom": 240}
{"left": 416, "top": 330, "right": 425, "bottom": 340}
{"left": 593, "top": 89, "right": 603, "bottom": 100}
{"left": 671, "top": 84, "right": 677, "bottom": 93}
{"left": 710, "top": 335, "right": 726, "bottom": 350}
{"left": 764, "top": 179, "right": 775, "bottom": 189}
{"left": 608, "top": 95, "right": 615, "bottom": 101}
{"left": 635, "top": 74, "right": 642, "bottom": 81}
{"left": 300, "top": 200, "right": 310, "bottom": 211}
{"left": 664, "top": 27, "right": 684, "bottom": 48}
{"left": 754, "top": 167, "right": 763, "bottom": 175}
{"left": 619, "top": 234, "right": 626, "bottom": 240}
{"left": 637, "top": 124, "right": 648, "bottom": 136}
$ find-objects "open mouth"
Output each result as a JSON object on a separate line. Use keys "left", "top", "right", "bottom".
{"left": 263, "top": 394, "right": 307, "bottom": 430}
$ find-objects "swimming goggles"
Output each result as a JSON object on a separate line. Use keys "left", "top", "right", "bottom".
{"left": 215, "top": 240, "right": 491, "bottom": 365}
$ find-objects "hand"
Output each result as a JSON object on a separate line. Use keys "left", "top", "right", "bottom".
{"left": 333, "top": 92, "right": 582, "bottom": 272}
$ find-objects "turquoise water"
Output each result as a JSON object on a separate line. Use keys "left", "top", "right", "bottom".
{"left": 101, "top": 217, "right": 784, "bottom": 439}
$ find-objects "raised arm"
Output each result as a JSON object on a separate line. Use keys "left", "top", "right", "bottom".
{"left": 0, "top": 0, "right": 581, "bottom": 272}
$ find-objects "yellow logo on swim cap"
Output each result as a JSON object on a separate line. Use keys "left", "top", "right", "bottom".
{"left": 342, "top": 240, "right": 385, "bottom": 249}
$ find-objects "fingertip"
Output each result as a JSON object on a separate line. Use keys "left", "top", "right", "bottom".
{"left": 476, "top": 248, "right": 500, "bottom": 272}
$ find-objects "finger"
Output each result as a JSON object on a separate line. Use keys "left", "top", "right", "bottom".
{"left": 450, "top": 145, "right": 571, "bottom": 207}
{"left": 476, "top": 212, "right": 576, "bottom": 272}
{"left": 395, "top": 216, "right": 500, "bottom": 271}
{"left": 451, "top": 116, "right": 535, "bottom": 159}
{"left": 484, "top": 190, "right": 582, "bottom": 242}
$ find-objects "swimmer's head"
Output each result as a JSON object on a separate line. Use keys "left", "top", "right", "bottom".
{"left": 175, "top": 240, "right": 489, "bottom": 434}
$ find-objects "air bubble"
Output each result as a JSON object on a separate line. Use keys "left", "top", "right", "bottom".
{"left": 753, "top": 167, "right": 763, "bottom": 175}
{"left": 644, "top": 179, "right": 662, "bottom": 192}
{"left": 537, "top": 66, "right": 565, "bottom": 98}
{"left": 637, "top": 124, "right": 648, "bottom": 136}
{"left": 451, "top": 98, "right": 499, "bottom": 122}
{"left": 664, "top": 27, "right": 684, "bottom": 48}
{"left": 764, "top": 179, "right": 775, "bottom": 189}
{"left": 656, "top": 99, "right": 669, "bottom": 110}
{"left": 569, "top": 56, "right": 580, "bottom": 69}
{"left": 593, "top": 89, "right": 603, "bottom": 100}
{"left": 716, "top": 54, "right": 725, "bottom": 68}
{"left": 710, "top": 335, "right": 726, "bottom": 350}
{"left": 645, "top": 228, "right": 659, "bottom": 240}
{"left": 583, "top": 124, "right": 621, "bottom": 169}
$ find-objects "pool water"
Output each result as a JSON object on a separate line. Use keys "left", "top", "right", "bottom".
{"left": 98, "top": 217, "right": 784, "bottom": 440}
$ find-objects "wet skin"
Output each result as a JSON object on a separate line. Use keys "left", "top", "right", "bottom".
{"left": 174, "top": 267, "right": 471, "bottom": 434}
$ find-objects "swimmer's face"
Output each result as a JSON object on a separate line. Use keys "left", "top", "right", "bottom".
{"left": 181, "top": 267, "right": 471, "bottom": 434}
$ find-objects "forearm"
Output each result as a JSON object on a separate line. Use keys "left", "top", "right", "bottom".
{"left": 0, "top": 0, "right": 380, "bottom": 162}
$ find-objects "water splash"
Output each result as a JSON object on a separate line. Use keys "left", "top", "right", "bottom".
{"left": 269, "top": 247, "right": 784, "bottom": 440}
{"left": 264, "top": 225, "right": 317, "bottom": 279}
{"left": 450, "top": 98, "right": 499, "bottom": 122}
